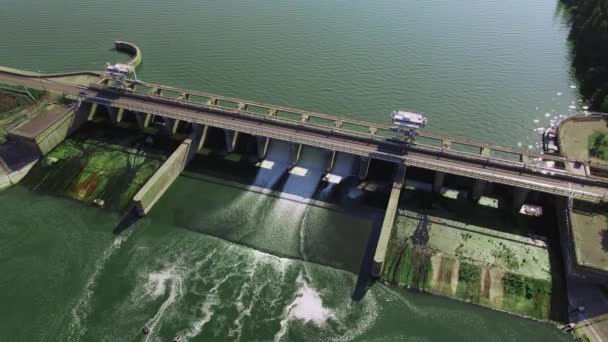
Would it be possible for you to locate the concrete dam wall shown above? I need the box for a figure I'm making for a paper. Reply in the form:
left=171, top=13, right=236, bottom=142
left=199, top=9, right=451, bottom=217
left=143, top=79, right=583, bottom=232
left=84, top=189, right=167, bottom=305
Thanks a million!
left=133, top=138, right=193, bottom=216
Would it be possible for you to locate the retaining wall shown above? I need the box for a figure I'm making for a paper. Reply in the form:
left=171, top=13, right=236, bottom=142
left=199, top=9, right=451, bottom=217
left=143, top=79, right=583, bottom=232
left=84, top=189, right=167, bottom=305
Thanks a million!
left=133, top=139, right=192, bottom=216
left=9, top=105, right=88, bottom=155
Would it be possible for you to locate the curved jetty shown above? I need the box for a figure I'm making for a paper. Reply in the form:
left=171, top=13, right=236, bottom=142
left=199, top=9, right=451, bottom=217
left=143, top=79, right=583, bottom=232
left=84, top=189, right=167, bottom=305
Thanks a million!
left=114, top=41, right=142, bottom=68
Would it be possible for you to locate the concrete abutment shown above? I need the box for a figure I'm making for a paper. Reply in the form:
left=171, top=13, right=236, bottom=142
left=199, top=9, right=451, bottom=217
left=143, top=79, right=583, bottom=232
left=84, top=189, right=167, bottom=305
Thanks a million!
left=371, top=163, right=406, bottom=278
left=132, top=138, right=195, bottom=216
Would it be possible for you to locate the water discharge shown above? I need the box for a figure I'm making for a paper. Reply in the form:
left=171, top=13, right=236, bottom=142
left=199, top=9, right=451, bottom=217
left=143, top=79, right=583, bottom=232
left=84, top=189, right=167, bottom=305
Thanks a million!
left=68, top=231, right=133, bottom=340
left=0, top=0, right=582, bottom=338
left=320, top=153, right=358, bottom=201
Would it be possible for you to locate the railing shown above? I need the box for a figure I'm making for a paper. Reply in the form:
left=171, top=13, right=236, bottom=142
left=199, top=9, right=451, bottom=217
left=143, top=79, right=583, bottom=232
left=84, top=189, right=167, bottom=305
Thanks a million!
left=130, top=81, right=571, bottom=162
left=87, top=83, right=608, bottom=187
left=82, top=91, right=605, bottom=199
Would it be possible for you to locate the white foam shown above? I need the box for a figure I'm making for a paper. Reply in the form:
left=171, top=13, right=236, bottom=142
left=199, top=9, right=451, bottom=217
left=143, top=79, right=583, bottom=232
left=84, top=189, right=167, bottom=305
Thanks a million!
left=289, top=285, right=334, bottom=324
left=143, top=267, right=184, bottom=341
left=184, top=293, right=219, bottom=340
left=68, top=233, right=131, bottom=340
left=182, top=268, right=238, bottom=340
left=146, top=267, right=179, bottom=298
left=545, top=113, right=551, bottom=117
left=533, top=119, right=539, bottom=124
left=557, top=92, right=563, bottom=96
left=273, top=277, right=335, bottom=342
left=570, top=85, right=577, bottom=89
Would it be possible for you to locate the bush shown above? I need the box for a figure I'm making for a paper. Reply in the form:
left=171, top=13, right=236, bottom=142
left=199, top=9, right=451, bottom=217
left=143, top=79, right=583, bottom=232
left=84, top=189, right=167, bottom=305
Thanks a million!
left=588, top=132, right=608, bottom=160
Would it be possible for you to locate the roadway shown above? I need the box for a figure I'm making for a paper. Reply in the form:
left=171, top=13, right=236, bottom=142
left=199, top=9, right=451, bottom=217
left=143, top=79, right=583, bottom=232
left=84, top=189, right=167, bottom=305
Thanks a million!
left=0, top=70, right=606, bottom=202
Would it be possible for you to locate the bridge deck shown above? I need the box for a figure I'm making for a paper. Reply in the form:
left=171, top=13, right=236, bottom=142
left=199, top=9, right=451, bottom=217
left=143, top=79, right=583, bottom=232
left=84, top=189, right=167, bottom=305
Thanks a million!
left=0, top=70, right=606, bottom=202
left=130, top=80, right=596, bottom=167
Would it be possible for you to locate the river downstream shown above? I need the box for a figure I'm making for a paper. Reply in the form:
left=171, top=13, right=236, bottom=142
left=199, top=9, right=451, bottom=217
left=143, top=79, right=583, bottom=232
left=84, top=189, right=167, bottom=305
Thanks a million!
left=0, top=0, right=580, bottom=340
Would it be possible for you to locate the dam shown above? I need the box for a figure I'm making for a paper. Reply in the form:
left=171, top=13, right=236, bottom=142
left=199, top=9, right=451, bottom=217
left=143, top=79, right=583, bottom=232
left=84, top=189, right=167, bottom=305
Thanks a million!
left=0, top=0, right=605, bottom=336
left=2, top=42, right=608, bottom=281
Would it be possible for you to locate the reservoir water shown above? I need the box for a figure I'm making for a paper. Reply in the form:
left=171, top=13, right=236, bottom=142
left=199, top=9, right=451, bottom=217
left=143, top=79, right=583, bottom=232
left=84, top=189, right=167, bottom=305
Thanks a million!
left=0, top=0, right=578, bottom=340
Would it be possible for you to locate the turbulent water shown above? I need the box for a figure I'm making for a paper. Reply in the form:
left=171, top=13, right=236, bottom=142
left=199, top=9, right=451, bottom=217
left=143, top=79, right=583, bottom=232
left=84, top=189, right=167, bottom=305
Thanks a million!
left=0, top=0, right=581, bottom=340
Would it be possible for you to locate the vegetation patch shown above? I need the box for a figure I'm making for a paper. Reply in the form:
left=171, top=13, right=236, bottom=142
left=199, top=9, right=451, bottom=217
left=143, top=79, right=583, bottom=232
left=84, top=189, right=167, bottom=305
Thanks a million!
left=21, top=123, right=177, bottom=212
left=492, top=242, right=521, bottom=270
left=384, top=197, right=558, bottom=321
left=455, top=262, right=481, bottom=302
left=502, top=273, right=551, bottom=319
left=588, top=132, right=608, bottom=160
left=383, top=243, right=432, bottom=290
left=561, top=0, right=608, bottom=111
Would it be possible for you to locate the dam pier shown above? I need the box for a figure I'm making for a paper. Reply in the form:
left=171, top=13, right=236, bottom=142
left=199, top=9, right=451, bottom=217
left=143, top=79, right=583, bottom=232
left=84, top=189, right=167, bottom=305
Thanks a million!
left=2, top=42, right=608, bottom=280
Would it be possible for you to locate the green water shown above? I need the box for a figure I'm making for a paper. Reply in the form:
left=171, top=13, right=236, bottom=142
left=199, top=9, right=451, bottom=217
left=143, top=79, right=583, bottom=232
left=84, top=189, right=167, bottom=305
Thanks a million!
left=0, top=0, right=580, bottom=340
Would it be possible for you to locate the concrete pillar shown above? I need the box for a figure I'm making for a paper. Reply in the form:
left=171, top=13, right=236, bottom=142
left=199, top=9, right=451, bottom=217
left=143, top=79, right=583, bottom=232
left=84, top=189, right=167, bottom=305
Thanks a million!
left=372, top=164, right=407, bottom=278
left=198, top=125, right=209, bottom=151
left=171, top=119, right=180, bottom=135
left=325, top=150, right=336, bottom=172
left=471, top=179, right=487, bottom=202
left=135, top=112, right=151, bottom=129
left=223, top=129, right=239, bottom=153
left=433, top=171, right=445, bottom=194
left=481, top=147, right=491, bottom=157
left=149, top=87, right=161, bottom=96
left=442, top=139, right=451, bottom=150
left=290, top=143, right=303, bottom=167
left=87, top=103, right=98, bottom=121
left=115, top=108, right=124, bottom=123
left=107, top=107, right=123, bottom=125
left=359, top=156, right=370, bottom=180
left=256, top=136, right=270, bottom=159
left=513, top=188, right=530, bottom=210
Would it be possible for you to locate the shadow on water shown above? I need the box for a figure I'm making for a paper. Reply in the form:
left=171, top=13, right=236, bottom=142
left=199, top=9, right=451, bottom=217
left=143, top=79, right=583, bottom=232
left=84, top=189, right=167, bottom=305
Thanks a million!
left=352, top=216, right=383, bottom=301
left=113, top=206, right=141, bottom=235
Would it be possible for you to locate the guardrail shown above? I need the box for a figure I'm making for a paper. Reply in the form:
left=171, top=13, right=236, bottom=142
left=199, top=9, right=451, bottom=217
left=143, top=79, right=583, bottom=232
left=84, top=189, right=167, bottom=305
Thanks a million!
left=86, top=83, right=608, bottom=187
left=81, top=90, right=607, bottom=199
left=130, top=81, right=582, bottom=164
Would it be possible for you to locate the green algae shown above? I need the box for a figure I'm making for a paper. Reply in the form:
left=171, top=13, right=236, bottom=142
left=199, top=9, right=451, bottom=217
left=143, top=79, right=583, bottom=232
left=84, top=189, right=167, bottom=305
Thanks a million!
left=502, top=274, right=552, bottom=319
left=456, top=262, right=482, bottom=302
left=381, top=188, right=560, bottom=321
left=22, top=122, right=177, bottom=212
